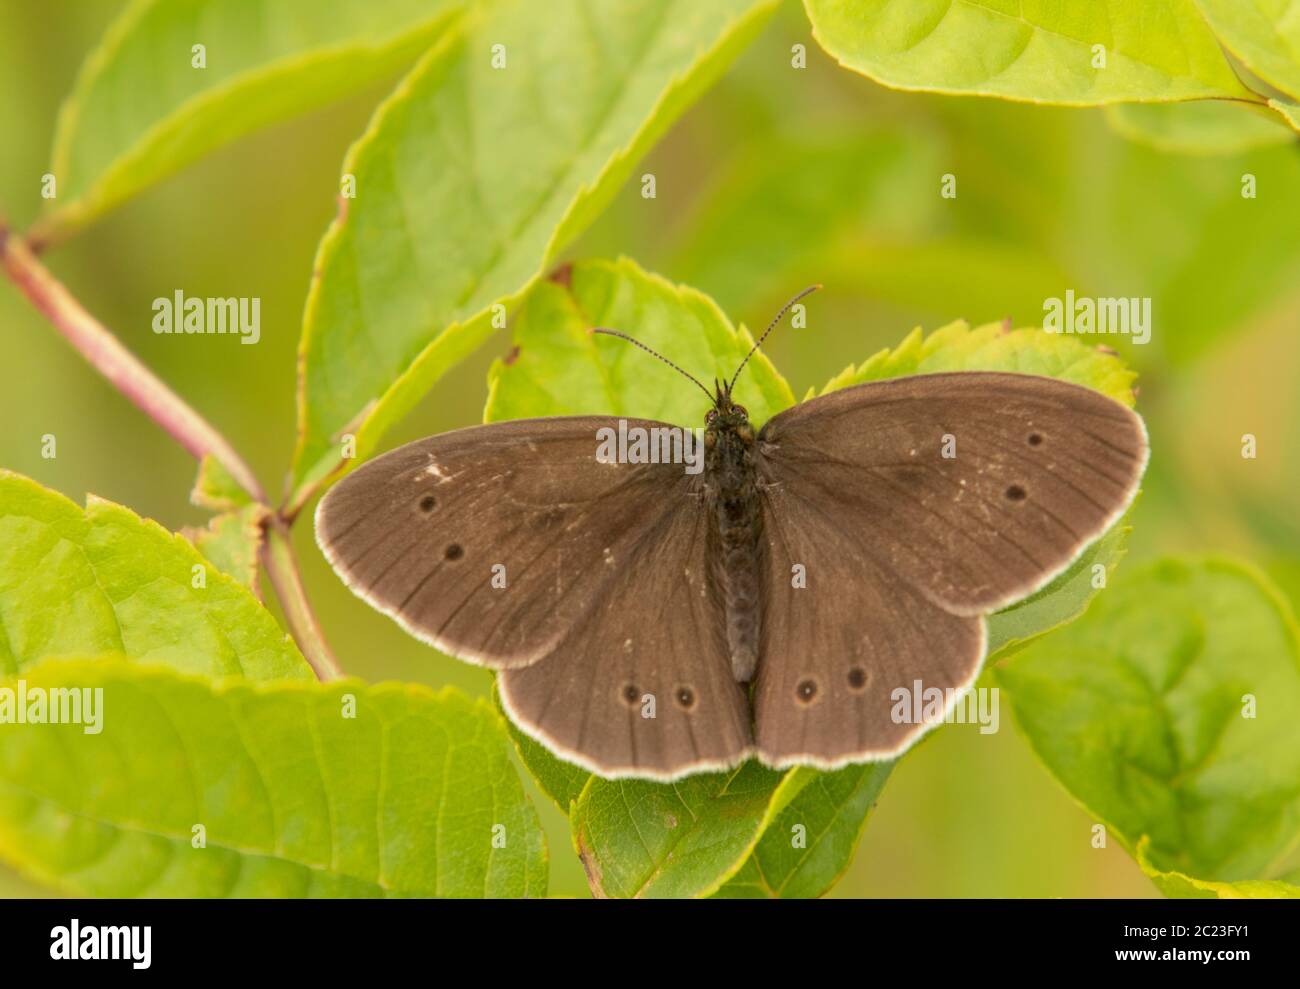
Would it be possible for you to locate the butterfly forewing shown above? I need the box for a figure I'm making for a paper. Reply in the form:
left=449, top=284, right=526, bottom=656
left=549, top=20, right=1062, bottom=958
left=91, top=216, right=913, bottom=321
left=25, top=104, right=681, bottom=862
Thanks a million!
left=758, top=372, right=1148, bottom=615
left=317, top=416, right=702, bottom=669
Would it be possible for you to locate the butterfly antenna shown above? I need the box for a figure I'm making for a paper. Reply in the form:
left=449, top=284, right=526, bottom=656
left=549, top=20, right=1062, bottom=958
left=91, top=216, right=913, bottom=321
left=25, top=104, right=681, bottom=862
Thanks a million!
left=592, top=328, right=715, bottom=404
left=729, top=284, right=822, bottom=393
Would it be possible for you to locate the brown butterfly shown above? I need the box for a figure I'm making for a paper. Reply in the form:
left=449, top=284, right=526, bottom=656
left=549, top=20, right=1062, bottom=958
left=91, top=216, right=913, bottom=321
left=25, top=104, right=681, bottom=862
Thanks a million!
left=317, top=289, right=1148, bottom=779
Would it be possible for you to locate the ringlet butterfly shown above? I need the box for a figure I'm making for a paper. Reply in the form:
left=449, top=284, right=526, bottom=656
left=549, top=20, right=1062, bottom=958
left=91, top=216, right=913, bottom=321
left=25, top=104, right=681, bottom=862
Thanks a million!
left=316, top=287, right=1148, bottom=780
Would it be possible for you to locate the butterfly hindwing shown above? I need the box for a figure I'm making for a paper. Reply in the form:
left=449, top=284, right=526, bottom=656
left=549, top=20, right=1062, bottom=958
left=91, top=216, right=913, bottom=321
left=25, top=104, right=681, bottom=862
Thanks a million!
left=754, top=491, right=984, bottom=767
left=499, top=496, right=753, bottom=779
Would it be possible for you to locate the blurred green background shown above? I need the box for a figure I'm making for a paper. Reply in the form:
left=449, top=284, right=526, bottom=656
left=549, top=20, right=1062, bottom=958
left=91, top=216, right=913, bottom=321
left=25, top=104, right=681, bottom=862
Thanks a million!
left=3, top=2, right=1298, bottom=898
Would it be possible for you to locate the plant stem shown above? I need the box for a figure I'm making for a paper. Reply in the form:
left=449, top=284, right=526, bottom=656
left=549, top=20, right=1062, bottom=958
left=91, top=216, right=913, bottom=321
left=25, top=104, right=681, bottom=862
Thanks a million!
left=0, top=223, right=267, bottom=504
left=3, top=219, right=346, bottom=680
left=262, top=517, right=343, bottom=681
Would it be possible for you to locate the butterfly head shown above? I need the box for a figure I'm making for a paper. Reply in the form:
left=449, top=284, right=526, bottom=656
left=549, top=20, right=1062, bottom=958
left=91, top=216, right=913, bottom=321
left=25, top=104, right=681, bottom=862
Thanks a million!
left=706, top=379, right=750, bottom=434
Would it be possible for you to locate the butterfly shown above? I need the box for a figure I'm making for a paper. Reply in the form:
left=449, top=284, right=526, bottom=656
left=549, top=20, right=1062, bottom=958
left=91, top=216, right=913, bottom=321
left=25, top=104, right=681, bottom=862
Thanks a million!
left=316, top=288, right=1148, bottom=780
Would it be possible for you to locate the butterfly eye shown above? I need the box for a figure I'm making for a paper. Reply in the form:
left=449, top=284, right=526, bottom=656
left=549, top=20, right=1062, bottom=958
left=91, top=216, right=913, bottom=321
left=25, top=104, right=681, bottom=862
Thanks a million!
left=734, top=405, right=748, bottom=418
left=706, top=409, right=719, bottom=424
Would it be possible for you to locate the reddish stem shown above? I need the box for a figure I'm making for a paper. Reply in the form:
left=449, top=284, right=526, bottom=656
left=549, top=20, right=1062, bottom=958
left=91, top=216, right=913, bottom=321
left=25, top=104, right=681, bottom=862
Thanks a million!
left=0, top=223, right=267, bottom=504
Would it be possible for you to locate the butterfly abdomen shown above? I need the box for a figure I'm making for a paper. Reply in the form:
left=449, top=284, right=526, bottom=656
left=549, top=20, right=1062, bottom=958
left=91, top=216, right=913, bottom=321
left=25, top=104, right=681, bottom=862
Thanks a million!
left=705, top=419, right=763, bottom=684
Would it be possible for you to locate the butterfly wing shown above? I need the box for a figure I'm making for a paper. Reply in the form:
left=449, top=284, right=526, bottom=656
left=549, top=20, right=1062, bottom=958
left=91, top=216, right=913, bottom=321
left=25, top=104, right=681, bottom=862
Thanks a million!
left=317, top=416, right=698, bottom=669
left=758, top=372, right=1148, bottom=615
left=752, top=371, right=1147, bottom=766
left=753, top=496, right=984, bottom=768
left=317, top=416, right=753, bottom=778
left=499, top=497, right=753, bottom=779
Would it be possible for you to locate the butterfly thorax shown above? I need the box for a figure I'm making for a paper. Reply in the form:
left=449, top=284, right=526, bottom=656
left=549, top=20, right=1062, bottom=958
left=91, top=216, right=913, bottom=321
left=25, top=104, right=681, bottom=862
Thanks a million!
left=703, top=405, right=763, bottom=684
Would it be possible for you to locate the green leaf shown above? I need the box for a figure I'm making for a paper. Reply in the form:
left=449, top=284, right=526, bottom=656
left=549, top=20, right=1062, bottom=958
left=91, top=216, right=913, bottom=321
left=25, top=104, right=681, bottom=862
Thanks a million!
left=803, top=0, right=1256, bottom=105
left=820, top=319, right=1138, bottom=406
left=1137, top=839, right=1300, bottom=899
left=290, top=0, right=782, bottom=507
left=1264, top=557, right=1300, bottom=616
left=486, top=257, right=795, bottom=429
left=572, top=761, right=789, bottom=898
left=987, top=516, right=1131, bottom=659
left=1105, top=101, right=1296, bottom=155
left=0, top=471, right=310, bottom=681
left=713, top=762, right=893, bottom=898
left=1192, top=0, right=1300, bottom=99
left=1269, top=96, right=1300, bottom=130
left=190, top=454, right=254, bottom=512
left=33, top=0, right=464, bottom=242
left=0, top=658, right=547, bottom=897
left=487, top=258, right=1146, bottom=896
left=182, top=504, right=267, bottom=595
left=996, top=559, right=1300, bottom=888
